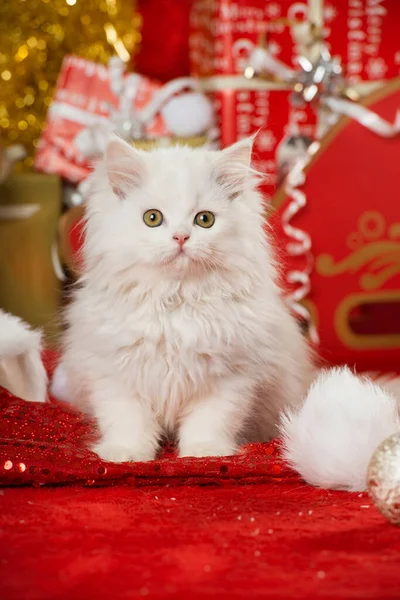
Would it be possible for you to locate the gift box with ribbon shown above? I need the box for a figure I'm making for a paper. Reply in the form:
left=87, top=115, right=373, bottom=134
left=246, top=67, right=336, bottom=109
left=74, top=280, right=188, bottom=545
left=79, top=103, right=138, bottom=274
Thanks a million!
left=190, top=0, right=400, bottom=198
left=266, top=0, right=400, bottom=82
left=189, top=0, right=321, bottom=200
left=34, top=55, right=216, bottom=188
left=190, top=0, right=400, bottom=370
left=271, top=80, right=400, bottom=371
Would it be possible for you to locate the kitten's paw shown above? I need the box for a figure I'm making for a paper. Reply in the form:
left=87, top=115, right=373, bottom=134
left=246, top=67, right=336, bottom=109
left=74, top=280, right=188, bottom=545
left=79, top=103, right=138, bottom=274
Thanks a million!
left=179, top=441, right=236, bottom=459
left=93, top=441, right=156, bottom=463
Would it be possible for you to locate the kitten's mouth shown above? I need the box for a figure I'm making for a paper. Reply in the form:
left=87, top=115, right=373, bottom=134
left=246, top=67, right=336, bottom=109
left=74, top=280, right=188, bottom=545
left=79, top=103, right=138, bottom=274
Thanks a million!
left=162, top=248, right=190, bottom=266
left=175, top=247, right=190, bottom=259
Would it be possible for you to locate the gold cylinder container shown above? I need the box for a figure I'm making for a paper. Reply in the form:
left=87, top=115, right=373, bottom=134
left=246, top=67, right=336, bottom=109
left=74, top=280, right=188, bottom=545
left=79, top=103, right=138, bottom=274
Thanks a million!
left=0, top=173, right=62, bottom=346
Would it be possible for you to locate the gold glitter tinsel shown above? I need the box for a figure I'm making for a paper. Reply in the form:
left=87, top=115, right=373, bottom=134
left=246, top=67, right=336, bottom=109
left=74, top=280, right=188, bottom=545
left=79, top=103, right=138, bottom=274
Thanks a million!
left=367, top=432, right=400, bottom=526
left=0, top=0, right=141, bottom=169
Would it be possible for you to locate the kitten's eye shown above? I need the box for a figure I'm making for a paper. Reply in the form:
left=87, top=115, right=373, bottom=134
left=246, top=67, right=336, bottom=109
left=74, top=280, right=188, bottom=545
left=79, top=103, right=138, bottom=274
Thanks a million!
left=194, top=211, right=215, bottom=229
left=143, top=209, right=163, bottom=227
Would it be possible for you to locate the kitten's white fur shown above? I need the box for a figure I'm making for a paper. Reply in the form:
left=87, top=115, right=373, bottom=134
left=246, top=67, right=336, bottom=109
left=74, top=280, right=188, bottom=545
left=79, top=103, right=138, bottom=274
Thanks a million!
left=54, top=136, right=313, bottom=462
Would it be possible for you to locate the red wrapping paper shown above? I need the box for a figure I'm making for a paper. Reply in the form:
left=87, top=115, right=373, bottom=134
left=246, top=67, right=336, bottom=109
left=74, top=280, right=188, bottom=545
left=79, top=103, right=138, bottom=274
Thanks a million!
left=214, top=88, right=316, bottom=200
left=189, top=1, right=400, bottom=196
left=189, top=1, right=318, bottom=197
left=189, top=1, right=400, bottom=368
left=34, top=56, right=167, bottom=183
left=190, top=0, right=293, bottom=77
left=270, top=82, right=400, bottom=371
left=190, top=1, right=400, bottom=79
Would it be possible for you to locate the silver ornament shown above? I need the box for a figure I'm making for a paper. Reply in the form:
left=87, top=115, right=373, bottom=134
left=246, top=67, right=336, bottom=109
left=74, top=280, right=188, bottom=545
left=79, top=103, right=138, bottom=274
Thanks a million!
left=367, top=432, right=400, bottom=525
left=290, top=48, right=344, bottom=108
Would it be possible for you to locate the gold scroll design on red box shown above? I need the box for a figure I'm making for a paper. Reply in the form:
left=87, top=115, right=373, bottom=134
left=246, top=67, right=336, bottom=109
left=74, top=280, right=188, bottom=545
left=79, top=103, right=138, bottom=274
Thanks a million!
left=316, top=211, right=400, bottom=349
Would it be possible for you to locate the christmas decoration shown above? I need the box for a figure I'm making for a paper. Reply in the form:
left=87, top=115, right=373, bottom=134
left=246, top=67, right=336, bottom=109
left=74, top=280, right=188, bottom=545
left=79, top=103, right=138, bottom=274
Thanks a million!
left=273, top=89, right=400, bottom=369
left=271, top=80, right=400, bottom=371
left=0, top=0, right=141, bottom=166
left=266, top=0, right=400, bottom=83
left=34, top=56, right=215, bottom=190
left=190, top=0, right=400, bottom=358
left=368, top=432, right=400, bottom=526
left=0, top=384, right=289, bottom=487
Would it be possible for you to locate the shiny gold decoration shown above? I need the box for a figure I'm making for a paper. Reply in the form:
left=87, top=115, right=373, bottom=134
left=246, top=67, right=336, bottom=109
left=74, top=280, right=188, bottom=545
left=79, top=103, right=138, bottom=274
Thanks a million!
left=317, top=211, right=400, bottom=350
left=367, top=432, right=400, bottom=526
left=389, top=223, right=400, bottom=239
left=359, top=211, right=386, bottom=241
left=130, top=135, right=210, bottom=151
left=0, top=174, right=62, bottom=345
left=316, top=212, right=400, bottom=292
left=0, top=0, right=142, bottom=167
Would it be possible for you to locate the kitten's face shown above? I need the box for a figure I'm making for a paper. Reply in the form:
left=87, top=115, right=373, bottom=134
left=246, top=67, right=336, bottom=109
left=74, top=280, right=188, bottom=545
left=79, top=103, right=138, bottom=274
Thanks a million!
left=88, top=137, right=262, bottom=279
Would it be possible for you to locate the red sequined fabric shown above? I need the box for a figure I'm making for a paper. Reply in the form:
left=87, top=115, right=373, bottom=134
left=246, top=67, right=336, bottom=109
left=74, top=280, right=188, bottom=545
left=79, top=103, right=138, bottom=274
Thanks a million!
left=1, top=381, right=400, bottom=598
left=0, top=386, right=292, bottom=488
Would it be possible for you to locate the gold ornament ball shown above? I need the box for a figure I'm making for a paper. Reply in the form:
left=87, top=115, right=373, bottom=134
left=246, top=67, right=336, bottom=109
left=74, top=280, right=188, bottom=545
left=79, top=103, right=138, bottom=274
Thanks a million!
left=367, top=432, right=400, bottom=526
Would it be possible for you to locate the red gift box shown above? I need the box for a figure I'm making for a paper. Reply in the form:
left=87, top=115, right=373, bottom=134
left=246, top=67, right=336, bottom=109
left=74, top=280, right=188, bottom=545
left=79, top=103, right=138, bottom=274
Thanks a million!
left=189, top=1, right=400, bottom=368
left=34, top=56, right=167, bottom=183
left=189, top=1, right=400, bottom=193
left=270, top=81, right=400, bottom=371
left=212, top=87, right=316, bottom=200
left=189, top=1, right=319, bottom=198
left=190, top=1, right=400, bottom=80
left=327, top=0, right=400, bottom=82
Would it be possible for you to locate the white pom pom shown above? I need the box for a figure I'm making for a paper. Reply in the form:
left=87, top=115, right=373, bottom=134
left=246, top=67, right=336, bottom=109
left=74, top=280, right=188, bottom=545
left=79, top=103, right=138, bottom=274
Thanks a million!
left=281, top=367, right=400, bottom=491
left=161, top=92, right=214, bottom=137
left=0, top=309, right=47, bottom=403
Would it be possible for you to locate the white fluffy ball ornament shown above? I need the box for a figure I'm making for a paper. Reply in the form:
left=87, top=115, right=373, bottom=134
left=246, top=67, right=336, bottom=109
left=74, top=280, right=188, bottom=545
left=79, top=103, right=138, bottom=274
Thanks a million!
left=161, top=92, right=214, bottom=138
left=281, top=367, right=400, bottom=492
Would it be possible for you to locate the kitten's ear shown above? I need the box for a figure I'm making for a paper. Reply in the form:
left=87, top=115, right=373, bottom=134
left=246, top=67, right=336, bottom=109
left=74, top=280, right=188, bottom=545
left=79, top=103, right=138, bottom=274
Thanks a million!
left=105, top=136, right=146, bottom=198
left=214, top=135, right=255, bottom=199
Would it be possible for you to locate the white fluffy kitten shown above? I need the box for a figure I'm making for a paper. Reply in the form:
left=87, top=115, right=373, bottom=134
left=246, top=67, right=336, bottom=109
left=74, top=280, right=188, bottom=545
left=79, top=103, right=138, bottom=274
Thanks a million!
left=56, top=135, right=314, bottom=463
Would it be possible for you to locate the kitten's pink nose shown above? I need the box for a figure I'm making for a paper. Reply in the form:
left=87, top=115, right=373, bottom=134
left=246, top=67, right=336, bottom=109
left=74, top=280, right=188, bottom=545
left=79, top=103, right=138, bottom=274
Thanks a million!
left=173, top=233, right=190, bottom=248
